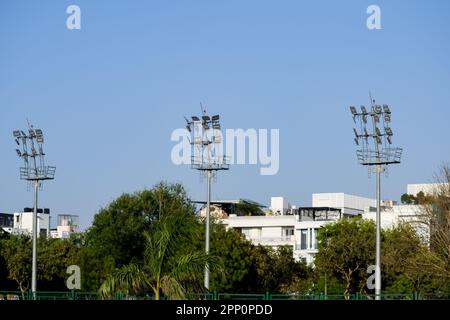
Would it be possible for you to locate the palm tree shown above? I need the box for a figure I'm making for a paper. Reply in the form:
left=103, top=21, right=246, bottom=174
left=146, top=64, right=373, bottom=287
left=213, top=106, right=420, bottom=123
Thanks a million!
left=99, top=207, right=219, bottom=300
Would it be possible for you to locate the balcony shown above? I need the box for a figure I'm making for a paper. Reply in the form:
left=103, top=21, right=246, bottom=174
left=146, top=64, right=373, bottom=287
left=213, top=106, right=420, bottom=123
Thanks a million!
left=247, top=235, right=295, bottom=246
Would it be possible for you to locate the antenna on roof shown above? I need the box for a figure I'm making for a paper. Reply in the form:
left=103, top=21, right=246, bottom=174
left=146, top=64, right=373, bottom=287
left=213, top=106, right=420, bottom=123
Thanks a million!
left=200, top=102, right=206, bottom=115
left=369, top=91, right=375, bottom=107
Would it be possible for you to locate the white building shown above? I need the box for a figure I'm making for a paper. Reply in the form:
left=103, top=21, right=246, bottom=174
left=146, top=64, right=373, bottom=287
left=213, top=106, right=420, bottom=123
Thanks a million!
left=312, top=193, right=376, bottom=217
left=363, top=205, right=429, bottom=243
left=361, top=183, right=447, bottom=244
left=269, top=197, right=291, bottom=215
left=225, top=214, right=296, bottom=247
left=407, top=183, right=448, bottom=196
left=12, top=208, right=51, bottom=237
left=223, top=201, right=343, bottom=265
left=51, top=214, right=80, bottom=239
left=4, top=209, right=80, bottom=239
left=220, top=188, right=427, bottom=265
left=293, top=207, right=342, bottom=264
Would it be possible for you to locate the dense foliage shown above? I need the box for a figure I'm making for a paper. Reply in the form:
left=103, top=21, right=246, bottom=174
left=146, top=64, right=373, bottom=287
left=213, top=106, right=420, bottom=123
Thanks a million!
left=1, top=174, right=450, bottom=297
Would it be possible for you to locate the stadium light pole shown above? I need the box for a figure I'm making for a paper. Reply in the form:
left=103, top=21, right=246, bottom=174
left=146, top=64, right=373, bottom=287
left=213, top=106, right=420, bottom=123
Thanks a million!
left=184, top=108, right=229, bottom=290
left=350, top=99, right=402, bottom=300
left=13, top=125, right=56, bottom=300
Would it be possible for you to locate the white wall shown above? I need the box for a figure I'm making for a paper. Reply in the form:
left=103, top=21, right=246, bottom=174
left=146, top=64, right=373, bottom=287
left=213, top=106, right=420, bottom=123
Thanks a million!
left=13, top=212, right=50, bottom=237
left=312, top=193, right=376, bottom=216
left=225, top=215, right=296, bottom=229
left=270, top=197, right=290, bottom=215
left=293, top=220, right=332, bottom=265
left=407, top=183, right=447, bottom=196
left=362, top=204, right=429, bottom=243
left=224, top=215, right=296, bottom=247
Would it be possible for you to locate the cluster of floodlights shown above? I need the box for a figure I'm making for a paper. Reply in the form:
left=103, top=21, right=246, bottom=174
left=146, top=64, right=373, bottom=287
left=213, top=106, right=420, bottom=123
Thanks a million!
left=350, top=103, right=402, bottom=166
left=185, top=114, right=221, bottom=131
left=13, top=125, right=55, bottom=300
left=13, top=127, right=56, bottom=181
left=184, top=112, right=229, bottom=171
left=349, top=100, right=403, bottom=301
left=183, top=110, right=230, bottom=291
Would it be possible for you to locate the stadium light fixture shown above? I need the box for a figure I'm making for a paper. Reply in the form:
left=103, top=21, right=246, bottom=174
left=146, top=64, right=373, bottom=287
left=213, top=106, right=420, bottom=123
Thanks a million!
left=349, top=96, right=402, bottom=300
left=183, top=106, right=229, bottom=291
left=13, top=123, right=55, bottom=300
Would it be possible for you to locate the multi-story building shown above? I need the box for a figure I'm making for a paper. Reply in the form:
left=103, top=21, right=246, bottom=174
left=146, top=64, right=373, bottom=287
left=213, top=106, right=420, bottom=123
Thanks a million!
left=3, top=208, right=80, bottom=239
left=362, top=204, right=428, bottom=241
left=12, top=208, right=51, bottom=237
left=205, top=185, right=430, bottom=265
left=312, top=193, right=377, bottom=217
left=223, top=205, right=343, bottom=264
left=50, top=214, right=80, bottom=239
left=293, top=207, right=342, bottom=264
left=269, top=197, right=291, bottom=215
left=406, top=183, right=448, bottom=196
left=225, top=214, right=296, bottom=248
left=360, top=183, right=450, bottom=245
left=197, top=199, right=266, bottom=218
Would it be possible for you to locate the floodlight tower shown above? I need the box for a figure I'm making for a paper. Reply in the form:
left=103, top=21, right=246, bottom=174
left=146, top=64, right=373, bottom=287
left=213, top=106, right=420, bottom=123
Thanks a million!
left=350, top=98, right=402, bottom=300
left=184, top=107, right=229, bottom=290
left=13, top=125, right=56, bottom=300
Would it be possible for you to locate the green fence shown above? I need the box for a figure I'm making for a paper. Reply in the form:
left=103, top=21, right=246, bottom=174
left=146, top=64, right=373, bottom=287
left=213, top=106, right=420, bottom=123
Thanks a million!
left=1, top=290, right=450, bottom=301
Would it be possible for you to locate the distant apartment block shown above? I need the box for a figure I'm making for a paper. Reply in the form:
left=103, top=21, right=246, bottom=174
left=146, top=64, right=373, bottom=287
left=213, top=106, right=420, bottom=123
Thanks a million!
left=12, top=208, right=51, bottom=237
left=218, top=187, right=428, bottom=265
left=1, top=208, right=79, bottom=239
left=50, top=214, right=80, bottom=239
left=312, top=193, right=377, bottom=217
left=407, top=183, right=449, bottom=196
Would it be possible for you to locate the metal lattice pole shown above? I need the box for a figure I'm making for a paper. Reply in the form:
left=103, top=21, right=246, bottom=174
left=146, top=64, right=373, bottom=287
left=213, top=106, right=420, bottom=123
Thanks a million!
left=205, top=170, right=212, bottom=289
left=184, top=107, right=229, bottom=291
left=350, top=98, right=402, bottom=300
left=32, top=180, right=38, bottom=299
left=13, top=125, right=55, bottom=300
left=375, top=164, right=381, bottom=299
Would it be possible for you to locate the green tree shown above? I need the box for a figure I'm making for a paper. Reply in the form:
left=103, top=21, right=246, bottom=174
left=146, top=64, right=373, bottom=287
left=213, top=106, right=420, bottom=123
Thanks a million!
left=84, top=182, right=195, bottom=290
left=208, top=224, right=256, bottom=293
left=234, top=201, right=265, bottom=216
left=37, top=237, right=80, bottom=291
left=315, top=218, right=376, bottom=298
left=382, top=223, right=432, bottom=293
left=255, top=245, right=310, bottom=294
left=99, top=190, right=217, bottom=300
left=409, top=165, right=450, bottom=287
left=401, top=193, right=414, bottom=205
left=0, top=235, right=32, bottom=295
left=0, top=230, right=15, bottom=290
left=207, top=223, right=310, bottom=294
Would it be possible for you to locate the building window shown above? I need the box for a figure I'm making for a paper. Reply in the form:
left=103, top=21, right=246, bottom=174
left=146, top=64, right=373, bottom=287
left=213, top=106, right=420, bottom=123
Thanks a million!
left=300, top=229, right=307, bottom=250
left=283, top=227, right=294, bottom=237
left=314, top=228, right=319, bottom=249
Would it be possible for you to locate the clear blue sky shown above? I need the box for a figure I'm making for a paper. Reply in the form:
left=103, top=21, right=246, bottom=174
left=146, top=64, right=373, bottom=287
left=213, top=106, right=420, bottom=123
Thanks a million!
left=1, top=1, right=450, bottom=230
